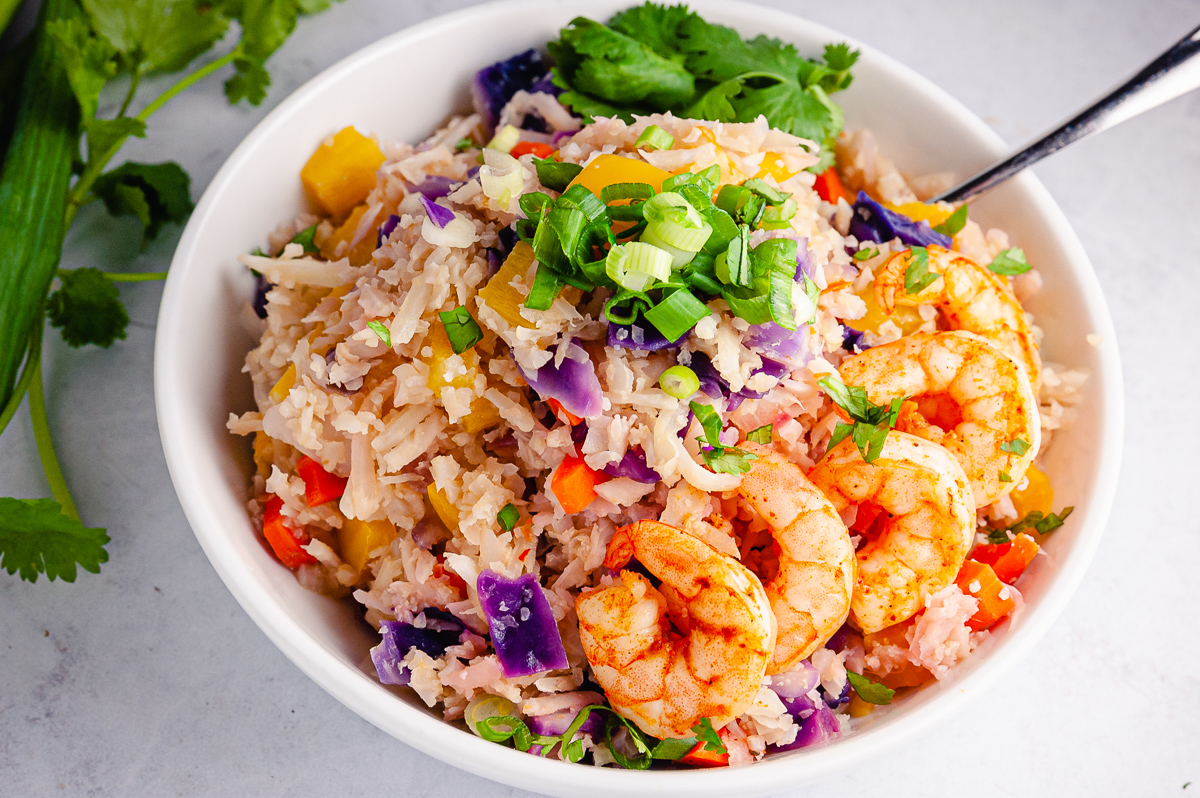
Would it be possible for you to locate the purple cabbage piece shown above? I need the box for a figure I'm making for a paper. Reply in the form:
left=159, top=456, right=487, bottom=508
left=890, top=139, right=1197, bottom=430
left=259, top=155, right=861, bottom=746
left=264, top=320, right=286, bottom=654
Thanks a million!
left=773, top=703, right=842, bottom=752
left=746, top=321, right=811, bottom=361
left=826, top=623, right=854, bottom=652
left=820, top=681, right=851, bottom=710
left=419, top=195, right=456, bottom=228
left=408, top=175, right=458, bottom=200
left=606, top=320, right=677, bottom=351
left=850, top=191, right=952, bottom=249
left=771, top=661, right=820, bottom=698
left=252, top=272, right=272, bottom=319
left=471, top=49, right=547, bottom=130
left=529, top=71, right=560, bottom=96
left=602, top=449, right=661, bottom=484
left=497, top=225, right=517, bottom=255
left=476, top=570, right=569, bottom=678
left=757, top=356, right=789, bottom=380
left=687, top=352, right=724, bottom=399
left=551, top=129, right=578, bottom=146
left=376, top=214, right=401, bottom=248
left=842, top=325, right=869, bottom=353
left=518, top=341, right=603, bottom=419
left=526, top=708, right=604, bottom=740
left=794, top=236, right=814, bottom=281
left=370, top=611, right=467, bottom=686
left=780, top=692, right=822, bottom=718
left=570, top=421, right=588, bottom=447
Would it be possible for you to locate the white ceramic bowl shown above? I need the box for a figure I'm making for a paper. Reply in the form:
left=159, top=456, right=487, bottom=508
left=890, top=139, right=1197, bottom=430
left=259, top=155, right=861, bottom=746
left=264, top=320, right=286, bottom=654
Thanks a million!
left=155, top=1, right=1123, bottom=794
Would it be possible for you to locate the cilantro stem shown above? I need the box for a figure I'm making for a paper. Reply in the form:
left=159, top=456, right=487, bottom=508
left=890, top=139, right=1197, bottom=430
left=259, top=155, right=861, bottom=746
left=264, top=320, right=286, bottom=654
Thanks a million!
left=0, top=324, right=43, bottom=437
left=28, top=356, right=79, bottom=521
left=117, top=68, right=143, bottom=118
left=64, top=48, right=242, bottom=228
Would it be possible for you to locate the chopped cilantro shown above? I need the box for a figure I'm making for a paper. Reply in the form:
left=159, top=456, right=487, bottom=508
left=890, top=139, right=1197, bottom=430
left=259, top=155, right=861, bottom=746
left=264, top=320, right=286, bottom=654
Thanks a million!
left=747, top=424, right=772, bottom=444
left=290, top=224, right=319, bottom=254
left=91, top=161, right=194, bottom=246
left=689, top=400, right=757, bottom=475
left=903, top=246, right=940, bottom=294
left=691, top=717, right=726, bottom=753
left=846, top=671, right=894, bottom=705
left=438, top=306, right=484, bottom=354
left=932, top=204, right=968, bottom=237
left=366, top=320, right=391, bottom=348
left=496, top=503, right=520, bottom=532
left=1000, top=437, right=1031, bottom=455
left=1009, top=506, right=1074, bottom=537
left=852, top=247, right=879, bottom=262
left=454, top=137, right=475, bottom=152
left=818, top=376, right=903, bottom=463
left=998, top=470, right=1013, bottom=482
left=988, top=248, right=1031, bottom=276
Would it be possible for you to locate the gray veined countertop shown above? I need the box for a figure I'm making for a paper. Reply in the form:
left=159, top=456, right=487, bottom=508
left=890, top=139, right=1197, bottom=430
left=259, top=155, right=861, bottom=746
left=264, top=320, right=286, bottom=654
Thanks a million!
left=2, top=0, right=1198, bottom=795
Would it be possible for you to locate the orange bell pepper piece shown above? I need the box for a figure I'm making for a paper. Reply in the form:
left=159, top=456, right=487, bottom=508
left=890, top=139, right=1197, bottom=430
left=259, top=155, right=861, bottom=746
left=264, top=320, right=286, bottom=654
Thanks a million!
left=552, top=455, right=608, bottom=514
left=296, top=455, right=348, bottom=506
left=510, top=141, right=556, bottom=159
left=813, top=167, right=849, bottom=205
left=970, top=533, right=1040, bottom=584
left=262, top=495, right=317, bottom=568
left=679, top=741, right=729, bottom=768
left=546, top=397, right=583, bottom=426
left=956, top=560, right=1016, bottom=631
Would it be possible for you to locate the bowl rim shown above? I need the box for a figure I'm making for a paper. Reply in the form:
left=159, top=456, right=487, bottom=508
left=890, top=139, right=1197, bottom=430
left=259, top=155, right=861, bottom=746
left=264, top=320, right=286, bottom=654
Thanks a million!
left=154, top=0, right=1124, bottom=794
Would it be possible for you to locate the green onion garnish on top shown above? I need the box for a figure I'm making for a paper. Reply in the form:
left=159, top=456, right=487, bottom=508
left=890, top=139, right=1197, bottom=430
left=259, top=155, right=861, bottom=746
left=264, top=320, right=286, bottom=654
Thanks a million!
left=606, top=242, right=672, bottom=292
left=659, top=365, right=700, bottom=399
left=634, top=125, right=675, bottom=152
left=438, top=306, right=484, bottom=353
left=496, top=503, right=520, bottom=532
left=644, top=287, right=710, bottom=342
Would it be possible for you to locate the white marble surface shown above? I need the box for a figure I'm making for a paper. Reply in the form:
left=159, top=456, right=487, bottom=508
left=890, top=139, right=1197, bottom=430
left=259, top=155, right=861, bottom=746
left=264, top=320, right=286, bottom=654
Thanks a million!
left=2, top=0, right=1198, bottom=794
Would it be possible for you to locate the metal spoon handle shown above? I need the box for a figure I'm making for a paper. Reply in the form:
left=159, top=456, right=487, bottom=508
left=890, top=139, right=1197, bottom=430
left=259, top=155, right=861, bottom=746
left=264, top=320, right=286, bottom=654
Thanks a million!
left=933, top=22, right=1200, bottom=204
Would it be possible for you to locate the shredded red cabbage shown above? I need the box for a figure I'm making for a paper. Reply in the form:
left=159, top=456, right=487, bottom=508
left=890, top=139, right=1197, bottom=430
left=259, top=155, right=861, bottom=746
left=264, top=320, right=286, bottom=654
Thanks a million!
left=774, top=702, right=841, bottom=751
left=842, top=325, right=869, bottom=353
left=252, top=272, right=271, bottom=319
left=849, top=192, right=952, bottom=249
left=606, top=320, right=678, bottom=351
left=471, top=49, right=547, bottom=130
left=687, top=352, right=724, bottom=399
left=376, top=214, right=401, bottom=248
left=419, top=195, right=456, bottom=229
left=370, top=609, right=467, bottom=686
left=602, top=448, right=661, bottom=483
left=517, top=340, right=603, bottom=419
left=476, top=570, right=569, bottom=678
left=794, top=235, right=814, bottom=281
left=408, top=175, right=459, bottom=200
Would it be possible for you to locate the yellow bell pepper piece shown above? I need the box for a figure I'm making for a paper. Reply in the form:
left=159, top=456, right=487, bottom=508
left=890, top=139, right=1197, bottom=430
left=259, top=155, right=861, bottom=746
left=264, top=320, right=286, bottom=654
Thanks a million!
left=885, top=201, right=953, bottom=228
left=568, top=153, right=670, bottom=197
left=754, top=151, right=800, bottom=182
left=300, top=127, right=385, bottom=218
left=852, top=284, right=924, bottom=337
left=318, top=203, right=377, bottom=266
left=427, top=485, right=460, bottom=531
left=252, top=431, right=275, bottom=479
left=426, top=323, right=481, bottom=393
left=268, top=363, right=297, bottom=403
left=1010, top=463, right=1054, bottom=519
left=338, top=518, right=397, bottom=577
left=461, top=399, right=502, bottom=434
left=478, top=241, right=536, bottom=328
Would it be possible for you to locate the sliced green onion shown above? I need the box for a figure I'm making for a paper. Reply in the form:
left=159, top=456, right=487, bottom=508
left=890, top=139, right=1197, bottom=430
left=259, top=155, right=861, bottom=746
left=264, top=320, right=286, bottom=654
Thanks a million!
left=465, top=694, right=517, bottom=736
left=662, top=164, right=720, bottom=194
left=496, top=503, right=520, bottom=532
left=641, top=192, right=712, bottom=259
left=701, top=208, right=739, bottom=255
left=722, top=287, right=773, bottom=325
left=601, top=182, right=655, bottom=204
left=644, top=287, right=710, bottom=342
left=716, top=225, right=751, bottom=287
left=480, top=149, right=524, bottom=205
left=639, top=228, right=700, bottom=267
left=438, top=306, right=484, bottom=353
left=758, top=197, right=798, bottom=229
left=525, top=263, right=566, bottom=310
left=635, top=124, right=675, bottom=151
left=741, top=178, right=790, bottom=205
left=533, top=157, right=582, bottom=192
left=606, top=242, right=672, bottom=291
left=767, top=270, right=797, bottom=330
left=659, top=365, right=700, bottom=398
left=486, top=124, right=522, bottom=153
left=607, top=203, right=646, bottom=222
left=716, top=184, right=766, bottom=226
left=752, top=237, right=799, bottom=277
left=603, top=287, right=653, bottom=325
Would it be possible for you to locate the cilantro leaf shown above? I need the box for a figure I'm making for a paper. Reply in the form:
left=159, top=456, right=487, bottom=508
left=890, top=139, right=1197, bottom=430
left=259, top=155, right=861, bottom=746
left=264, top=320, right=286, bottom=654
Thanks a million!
left=46, top=268, right=130, bottom=348
left=852, top=247, right=879, bottom=262
left=998, top=470, right=1013, bottom=482
left=691, top=717, right=726, bottom=753
left=91, top=161, right=193, bottom=244
left=1000, top=437, right=1031, bottom=455
left=0, top=498, right=110, bottom=582
left=817, top=375, right=874, bottom=422
left=846, top=670, right=894, bottom=705
left=747, top=424, right=772, bottom=444
left=903, top=246, right=940, bottom=294
left=85, top=117, right=147, bottom=165
left=689, top=400, right=724, bottom=448
left=46, top=17, right=118, bottom=120
left=290, top=223, right=319, bottom=253
left=988, top=248, right=1031, bottom=276
left=648, top=737, right=696, bottom=760
left=932, top=204, right=968, bottom=237
left=220, top=0, right=341, bottom=105
left=702, top=446, right=757, bottom=474
left=366, top=320, right=391, bottom=348
left=818, top=42, right=859, bottom=91
left=80, top=0, right=230, bottom=75
left=1008, top=506, right=1074, bottom=537
left=818, top=376, right=903, bottom=463
left=607, top=2, right=692, bottom=60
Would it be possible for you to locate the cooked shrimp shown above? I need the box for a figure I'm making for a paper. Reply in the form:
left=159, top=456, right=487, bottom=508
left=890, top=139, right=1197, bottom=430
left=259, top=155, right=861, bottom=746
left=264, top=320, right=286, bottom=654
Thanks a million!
left=873, top=245, right=1042, bottom=387
left=809, top=432, right=975, bottom=634
left=575, top=520, right=775, bottom=739
left=839, top=330, right=1041, bottom=506
left=736, top=442, right=856, bottom=674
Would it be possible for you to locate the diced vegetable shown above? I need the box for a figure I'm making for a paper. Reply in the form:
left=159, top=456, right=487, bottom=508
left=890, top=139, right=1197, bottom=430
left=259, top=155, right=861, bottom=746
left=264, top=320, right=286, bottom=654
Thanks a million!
left=971, top=532, right=1040, bottom=584
left=643, top=287, right=710, bottom=342
left=546, top=397, right=583, bottom=426
left=679, top=741, right=729, bottom=768
left=552, top=454, right=607, bottom=513
left=480, top=148, right=524, bottom=205
left=317, top=203, right=377, bottom=266
left=852, top=282, right=923, bottom=336
left=956, top=559, right=1016, bottom=631
left=338, top=518, right=397, bottom=577
left=885, top=201, right=953, bottom=228
left=1010, top=462, right=1054, bottom=520
left=519, top=339, right=603, bottom=419
left=510, top=141, right=555, bottom=159
left=300, top=127, right=385, bottom=218
left=635, top=125, right=675, bottom=152
left=252, top=431, right=275, bottom=479
left=773, top=702, right=840, bottom=751
left=426, top=484, right=460, bottom=531
left=471, top=49, right=547, bottom=130
left=606, top=319, right=676, bottom=351
left=478, top=242, right=536, bottom=328
left=465, top=694, right=519, bottom=736
left=268, top=363, right=297, bottom=403
left=296, top=455, right=348, bottom=506
left=601, top=449, right=661, bottom=484
left=567, top=153, right=669, bottom=198
left=476, top=570, right=569, bottom=678
left=659, top=365, right=700, bottom=399
left=425, top=322, right=480, bottom=393
left=371, top=610, right=466, bottom=685
left=606, top=241, right=673, bottom=290
left=486, top=124, right=522, bottom=153
left=849, top=192, right=952, bottom=249
left=261, top=495, right=316, bottom=568
left=812, top=167, right=849, bottom=205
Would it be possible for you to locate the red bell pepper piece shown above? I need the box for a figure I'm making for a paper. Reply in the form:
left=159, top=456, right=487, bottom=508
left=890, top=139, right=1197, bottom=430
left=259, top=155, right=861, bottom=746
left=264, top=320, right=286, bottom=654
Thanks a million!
left=296, top=455, right=348, bottom=506
left=813, top=167, right=849, bottom=205
left=679, top=740, right=730, bottom=768
left=956, top=560, right=1016, bottom=631
left=262, top=495, right=317, bottom=568
left=510, top=141, right=556, bottom=159
left=970, top=532, right=1040, bottom=583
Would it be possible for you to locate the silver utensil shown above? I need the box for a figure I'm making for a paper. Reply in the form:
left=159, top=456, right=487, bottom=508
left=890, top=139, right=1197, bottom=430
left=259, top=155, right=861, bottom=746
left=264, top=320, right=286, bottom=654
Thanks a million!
left=933, top=22, right=1200, bottom=203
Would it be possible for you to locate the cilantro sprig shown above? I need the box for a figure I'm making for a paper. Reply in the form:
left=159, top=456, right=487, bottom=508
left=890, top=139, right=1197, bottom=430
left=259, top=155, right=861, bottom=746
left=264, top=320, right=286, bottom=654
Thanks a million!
left=689, top=401, right=757, bottom=474
left=903, top=246, right=940, bottom=295
left=986, top=505, right=1075, bottom=544
left=818, top=376, right=903, bottom=463
left=0, top=0, right=342, bottom=583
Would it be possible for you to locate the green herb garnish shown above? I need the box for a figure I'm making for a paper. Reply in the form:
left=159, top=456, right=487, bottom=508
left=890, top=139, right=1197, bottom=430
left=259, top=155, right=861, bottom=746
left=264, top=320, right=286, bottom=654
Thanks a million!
left=689, top=400, right=757, bottom=475
left=932, top=204, right=967, bottom=237
left=747, top=424, right=772, bottom=444
left=366, top=320, right=391, bottom=348
left=998, top=471, right=1013, bottom=482
left=496, top=503, right=520, bottom=533
left=819, top=375, right=903, bottom=463
left=1000, top=438, right=1031, bottom=455
left=903, top=246, right=940, bottom=294
left=438, top=306, right=484, bottom=353
left=290, top=223, right=320, bottom=254
left=988, top=248, right=1031, bottom=276
left=454, top=137, right=475, bottom=152
left=852, top=247, right=879, bottom=262
left=846, top=671, right=895, bottom=705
